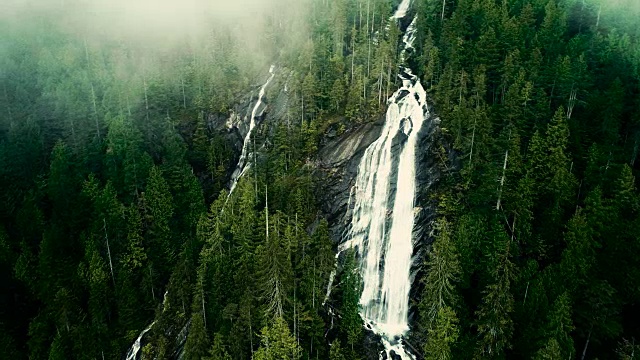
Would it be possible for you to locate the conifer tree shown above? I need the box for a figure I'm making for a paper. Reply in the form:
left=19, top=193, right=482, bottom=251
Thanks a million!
left=420, top=219, right=461, bottom=327
left=205, top=333, right=232, bottom=360
left=253, top=316, right=302, bottom=360
left=184, top=312, right=209, bottom=360
left=423, top=306, right=459, bottom=360
left=339, top=249, right=362, bottom=351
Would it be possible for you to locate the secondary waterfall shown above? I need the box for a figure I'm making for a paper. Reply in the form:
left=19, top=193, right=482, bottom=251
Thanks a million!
left=125, top=322, right=155, bottom=360
left=228, top=65, right=276, bottom=196
left=340, top=1, right=426, bottom=358
left=124, top=291, right=169, bottom=360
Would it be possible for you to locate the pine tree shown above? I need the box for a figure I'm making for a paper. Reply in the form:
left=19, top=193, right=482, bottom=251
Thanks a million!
left=144, top=165, right=174, bottom=272
left=205, top=333, right=232, bottom=360
left=420, top=219, right=461, bottom=327
left=560, top=209, right=597, bottom=292
left=339, top=249, right=362, bottom=351
left=256, top=211, right=293, bottom=320
left=253, top=316, right=302, bottom=360
left=82, top=244, right=110, bottom=350
left=541, top=293, right=575, bottom=358
left=184, top=312, right=209, bottom=360
left=123, top=205, right=147, bottom=272
left=423, top=306, right=459, bottom=360
left=475, top=225, right=516, bottom=359
left=533, top=338, right=562, bottom=360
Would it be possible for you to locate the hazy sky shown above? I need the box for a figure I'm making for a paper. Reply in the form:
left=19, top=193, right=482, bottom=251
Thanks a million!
left=1, top=0, right=304, bottom=46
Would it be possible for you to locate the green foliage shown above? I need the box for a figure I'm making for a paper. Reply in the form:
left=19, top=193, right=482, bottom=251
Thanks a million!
left=329, top=339, right=347, bottom=360
left=416, top=0, right=640, bottom=357
left=423, top=307, right=459, bottom=360
left=1, top=0, right=639, bottom=359
left=338, top=249, right=363, bottom=351
left=205, top=333, right=232, bottom=360
left=184, top=312, right=209, bottom=360
left=253, top=316, right=302, bottom=360
left=421, top=219, right=461, bottom=328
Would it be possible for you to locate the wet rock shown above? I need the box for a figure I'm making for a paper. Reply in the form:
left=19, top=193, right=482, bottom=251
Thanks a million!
left=314, top=117, right=384, bottom=242
left=314, top=97, right=443, bottom=360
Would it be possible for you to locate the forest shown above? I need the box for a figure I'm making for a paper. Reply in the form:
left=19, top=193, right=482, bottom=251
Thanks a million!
left=0, top=0, right=639, bottom=359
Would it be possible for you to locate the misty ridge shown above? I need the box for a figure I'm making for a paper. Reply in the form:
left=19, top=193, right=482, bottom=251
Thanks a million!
left=1, top=0, right=310, bottom=92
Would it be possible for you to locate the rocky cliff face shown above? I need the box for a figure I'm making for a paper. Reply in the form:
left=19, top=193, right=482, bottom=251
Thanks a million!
left=314, top=109, right=440, bottom=248
left=314, top=101, right=443, bottom=359
left=314, top=119, right=384, bottom=242
left=206, top=67, right=292, bottom=156
left=138, top=62, right=444, bottom=359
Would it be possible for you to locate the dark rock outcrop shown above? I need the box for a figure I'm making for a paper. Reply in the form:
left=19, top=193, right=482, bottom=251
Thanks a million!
left=314, top=118, right=384, bottom=243
left=314, top=101, right=443, bottom=360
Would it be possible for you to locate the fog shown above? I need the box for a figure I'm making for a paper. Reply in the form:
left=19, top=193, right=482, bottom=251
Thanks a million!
left=1, top=0, right=310, bottom=75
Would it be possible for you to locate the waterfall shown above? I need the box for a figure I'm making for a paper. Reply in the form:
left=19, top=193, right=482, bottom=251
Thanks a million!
left=392, top=0, right=412, bottom=19
left=340, top=2, right=427, bottom=358
left=228, top=65, right=276, bottom=196
left=123, top=291, right=169, bottom=360
left=124, top=322, right=155, bottom=360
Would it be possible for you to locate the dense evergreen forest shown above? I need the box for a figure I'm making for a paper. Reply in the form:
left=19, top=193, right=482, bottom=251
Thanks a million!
left=1, top=0, right=639, bottom=359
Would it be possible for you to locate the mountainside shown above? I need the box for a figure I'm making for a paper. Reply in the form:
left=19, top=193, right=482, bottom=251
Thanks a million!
left=1, top=0, right=640, bottom=359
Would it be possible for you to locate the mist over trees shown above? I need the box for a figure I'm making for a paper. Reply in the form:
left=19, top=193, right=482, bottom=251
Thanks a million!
left=0, top=0, right=639, bottom=359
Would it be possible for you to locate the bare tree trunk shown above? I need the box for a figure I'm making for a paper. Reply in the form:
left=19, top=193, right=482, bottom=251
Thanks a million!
left=253, top=138, right=259, bottom=198
left=366, top=0, right=371, bottom=78
left=150, top=266, right=156, bottom=301
left=103, top=218, right=116, bottom=288
left=386, top=61, right=391, bottom=100
left=363, top=69, right=367, bottom=107
left=469, top=118, right=476, bottom=163
left=126, top=93, right=132, bottom=116
left=293, top=286, right=298, bottom=347
left=631, top=137, right=639, bottom=166
left=496, top=149, right=509, bottom=210
left=91, top=83, right=100, bottom=138
left=441, top=0, right=447, bottom=21
left=359, top=0, right=362, bottom=30
left=378, top=60, right=384, bottom=105
left=143, top=76, right=149, bottom=121
left=181, top=78, right=187, bottom=109
left=249, top=306, right=254, bottom=358
left=301, top=93, right=305, bottom=125
left=4, top=85, right=12, bottom=123
left=265, top=185, right=269, bottom=241
left=567, top=87, right=577, bottom=119
left=201, top=276, right=207, bottom=329
left=581, top=328, right=592, bottom=360
left=351, top=32, right=356, bottom=84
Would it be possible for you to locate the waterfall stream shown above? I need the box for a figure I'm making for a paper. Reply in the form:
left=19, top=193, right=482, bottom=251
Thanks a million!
left=125, top=322, right=155, bottom=360
left=123, top=64, right=275, bottom=360
left=228, top=65, right=276, bottom=197
left=339, top=1, right=427, bottom=358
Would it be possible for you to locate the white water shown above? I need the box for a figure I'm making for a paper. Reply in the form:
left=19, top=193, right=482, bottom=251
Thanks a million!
left=339, top=9, right=426, bottom=360
left=125, top=321, right=155, bottom=360
left=228, top=65, right=276, bottom=196
left=393, top=0, right=412, bottom=19
left=124, top=291, right=170, bottom=360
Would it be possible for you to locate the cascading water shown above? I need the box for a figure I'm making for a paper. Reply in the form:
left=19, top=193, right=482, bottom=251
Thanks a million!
left=228, top=65, right=276, bottom=196
left=339, top=1, right=427, bottom=358
left=393, top=0, right=412, bottom=19
left=125, top=322, right=155, bottom=360
left=123, top=66, right=275, bottom=359
left=124, top=291, right=169, bottom=360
